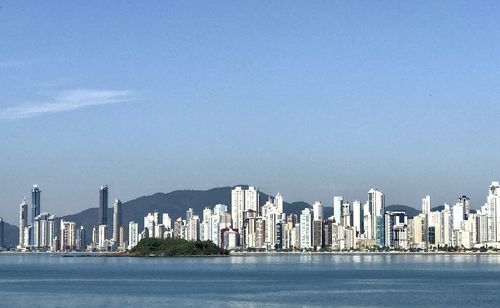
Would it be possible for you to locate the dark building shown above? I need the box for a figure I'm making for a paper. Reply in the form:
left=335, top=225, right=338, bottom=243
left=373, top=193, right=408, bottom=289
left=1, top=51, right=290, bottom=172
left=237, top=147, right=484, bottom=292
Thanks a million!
left=313, top=220, right=323, bottom=248
left=0, top=217, right=4, bottom=248
left=31, top=185, right=41, bottom=245
left=275, top=223, right=283, bottom=250
left=322, top=219, right=333, bottom=248
left=99, top=186, right=109, bottom=226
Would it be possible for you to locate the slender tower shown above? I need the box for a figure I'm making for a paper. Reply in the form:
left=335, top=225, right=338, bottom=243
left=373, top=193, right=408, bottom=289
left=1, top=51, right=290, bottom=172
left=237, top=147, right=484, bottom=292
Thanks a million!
left=0, top=217, right=4, bottom=248
left=112, top=199, right=122, bottom=244
left=19, top=198, right=28, bottom=248
left=31, top=185, right=41, bottom=245
left=99, top=186, right=109, bottom=226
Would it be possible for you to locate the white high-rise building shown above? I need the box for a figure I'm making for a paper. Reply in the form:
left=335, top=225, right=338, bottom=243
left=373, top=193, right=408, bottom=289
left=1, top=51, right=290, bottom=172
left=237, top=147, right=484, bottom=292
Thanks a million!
left=299, top=208, right=312, bottom=249
left=422, top=195, right=431, bottom=214
left=342, top=201, right=351, bottom=227
left=333, top=196, right=343, bottom=224
left=363, top=201, right=371, bottom=239
left=231, top=186, right=260, bottom=233
left=187, top=215, right=200, bottom=241
left=60, top=220, right=76, bottom=252
left=452, top=203, right=464, bottom=232
left=211, top=204, right=229, bottom=247
left=18, top=198, right=28, bottom=249
left=200, top=208, right=213, bottom=241
left=487, top=182, right=500, bottom=242
left=162, top=213, right=172, bottom=230
left=263, top=201, right=281, bottom=249
left=112, top=199, right=122, bottom=244
left=368, top=188, right=385, bottom=246
left=231, top=187, right=245, bottom=232
left=312, top=202, right=323, bottom=221
left=275, top=193, right=284, bottom=214
left=144, top=211, right=160, bottom=238
left=128, top=221, right=139, bottom=250
left=33, top=212, right=55, bottom=249
left=98, top=224, right=108, bottom=250
left=245, top=186, right=259, bottom=212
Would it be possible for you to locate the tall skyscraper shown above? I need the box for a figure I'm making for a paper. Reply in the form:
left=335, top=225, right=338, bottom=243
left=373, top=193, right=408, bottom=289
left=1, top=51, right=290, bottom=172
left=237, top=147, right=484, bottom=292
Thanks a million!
left=487, top=182, right=500, bottom=242
left=60, top=220, right=76, bottom=252
left=458, top=195, right=471, bottom=219
left=31, top=185, right=41, bottom=246
left=76, top=226, right=86, bottom=251
left=113, top=199, right=122, bottom=243
left=422, top=195, right=431, bottom=214
left=275, top=193, right=284, bottom=214
left=352, top=200, right=363, bottom=234
left=18, top=198, right=28, bottom=248
left=33, top=212, right=55, bottom=249
left=333, top=196, right=343, bottom=224
left=245, top=186, right=259, bottom=213
left=231, top=186, right=260, bottom=232
left=0, top=217, right=4, bottom=248
left=99, top=185, right=108, bottom=226
left=312, top=201, right=323, bottom=221
left=299, top=208, right=312, bottom=249
left=368, top=188, right=385, bottom=246
left=128, top=221, right=139, bottom=250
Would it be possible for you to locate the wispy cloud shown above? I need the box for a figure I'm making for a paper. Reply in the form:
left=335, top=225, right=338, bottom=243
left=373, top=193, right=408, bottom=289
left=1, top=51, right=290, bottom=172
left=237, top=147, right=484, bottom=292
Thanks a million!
left=0, top=89, right=133, bottom=120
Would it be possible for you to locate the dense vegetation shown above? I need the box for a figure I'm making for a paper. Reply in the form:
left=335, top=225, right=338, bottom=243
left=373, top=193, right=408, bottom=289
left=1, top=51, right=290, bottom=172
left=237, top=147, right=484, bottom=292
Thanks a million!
left=129, top=238, right=229, bottom=256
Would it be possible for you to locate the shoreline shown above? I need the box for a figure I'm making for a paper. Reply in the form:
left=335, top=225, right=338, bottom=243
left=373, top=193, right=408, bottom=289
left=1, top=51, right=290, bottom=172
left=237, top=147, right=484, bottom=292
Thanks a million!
left=2, top=251, right=500, bottom=257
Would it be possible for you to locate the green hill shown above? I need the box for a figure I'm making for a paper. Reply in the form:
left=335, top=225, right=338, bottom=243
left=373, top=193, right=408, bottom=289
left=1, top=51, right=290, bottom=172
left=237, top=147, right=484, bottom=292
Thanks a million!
left=129, top=238, right=229, bottom=256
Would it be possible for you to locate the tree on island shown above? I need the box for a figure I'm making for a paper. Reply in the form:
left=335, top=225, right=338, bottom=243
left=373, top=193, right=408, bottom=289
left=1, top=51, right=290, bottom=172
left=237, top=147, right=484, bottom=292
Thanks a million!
left=129, top=238, right=229, bottom=256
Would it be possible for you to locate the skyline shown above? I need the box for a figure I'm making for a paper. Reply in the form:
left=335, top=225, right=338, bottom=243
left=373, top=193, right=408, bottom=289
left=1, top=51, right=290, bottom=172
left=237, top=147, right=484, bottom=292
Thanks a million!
left=1, top=2, right=500, bottom=223
left=0, top=181, right=497, bottom=225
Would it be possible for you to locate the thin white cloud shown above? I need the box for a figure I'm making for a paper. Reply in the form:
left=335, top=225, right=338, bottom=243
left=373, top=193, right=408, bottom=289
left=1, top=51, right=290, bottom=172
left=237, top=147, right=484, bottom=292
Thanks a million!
left=0, top=89, right=133, bottom=120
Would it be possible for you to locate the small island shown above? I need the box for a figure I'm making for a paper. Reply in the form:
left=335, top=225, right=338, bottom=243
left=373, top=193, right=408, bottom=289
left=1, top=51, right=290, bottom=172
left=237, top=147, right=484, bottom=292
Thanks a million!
left=128, top=238, right=229, bottom=257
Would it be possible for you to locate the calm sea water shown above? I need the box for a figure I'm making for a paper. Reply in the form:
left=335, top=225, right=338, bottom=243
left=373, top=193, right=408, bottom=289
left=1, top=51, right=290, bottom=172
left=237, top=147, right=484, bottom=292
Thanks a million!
left=1, top=253, right=499, bottom=307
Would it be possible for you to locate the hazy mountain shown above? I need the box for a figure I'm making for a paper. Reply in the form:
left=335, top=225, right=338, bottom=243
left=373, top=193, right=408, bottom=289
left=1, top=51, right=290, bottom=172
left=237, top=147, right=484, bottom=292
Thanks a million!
left=2, top=222, right=19, bottom=247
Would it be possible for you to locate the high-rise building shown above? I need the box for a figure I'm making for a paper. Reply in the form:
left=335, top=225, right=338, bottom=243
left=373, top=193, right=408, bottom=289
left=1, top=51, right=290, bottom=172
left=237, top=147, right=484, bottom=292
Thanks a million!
left=162, top=213, right=172, bottom=230
left=458, top=195, right=471, bottom=219
left=231, top=186, right=260, bottom=233
left=18, top=198, right=28, bottom=248
left=113, top=199, right=122, bottom=244
left=98, top=224, right=108, bottom=250
left=200, top=208, right=213, bottom=242
left=144, top=211, right=160, bottom=238
left=245, top=186, right=259, bottom=213
left=128, top=221, right=139, bottom=250
left=300, top=208, right=312, bottom=249
left=60, top=220, right=76, bottom=252
left=76, top=226, right=86, bottom=251
left=33, top=212, right=55, bottom=249
left=368, top=188, right=385, bottom=246
left=333, top=196, right=343, bottom=224
left=352, top=200, right=363, bottom=234
left=99, top=185, right=109, bottom=226
left=384, top=211, right=408, bottom=249
left=275, top=193, right=284, bottom=214
left=342, top=201, right=351, bottom=227
left=30, top=185, right=41, bottom=246
left=0, top=217, right=4, bottom=248
left=187, top=215, right=200, bottom=241
left=312, top=202, right=323, bottom=221
left=422, top=195, right=431, bottom=214
left=31, top=185, right=41, bottom=224
left=487, top=182, right=500, bottom=242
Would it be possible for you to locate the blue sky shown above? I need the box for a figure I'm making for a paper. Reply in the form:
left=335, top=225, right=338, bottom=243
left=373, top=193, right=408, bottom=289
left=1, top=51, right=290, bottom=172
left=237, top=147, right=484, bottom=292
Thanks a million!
left=1, top=1, right=500, bottom=223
